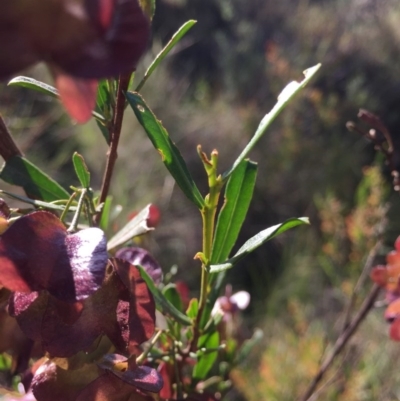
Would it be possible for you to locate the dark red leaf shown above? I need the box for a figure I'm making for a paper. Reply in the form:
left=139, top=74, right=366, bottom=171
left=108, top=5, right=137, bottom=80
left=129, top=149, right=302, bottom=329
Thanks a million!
left=76, top=372, right=154, bottom=401
left=111, top=259, right=156, bottom=352
left=0, top=211, right=108, bottom=303
left=0, top=0, right=150, bottom=80
left=9, top=261, right=155, bottom=357
left=115, top=248, right=163, bottom=285
left=32, top=361, right=98, bottom=401
left=109, top=365, right=163, bottom=393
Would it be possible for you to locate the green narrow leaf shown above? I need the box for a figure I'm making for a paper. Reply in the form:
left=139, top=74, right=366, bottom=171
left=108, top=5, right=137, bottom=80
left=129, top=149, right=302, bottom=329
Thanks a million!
left=72, top=152, right=91, bottom=188
left=186, top=298, right=199, bottom=320
left=223, top=64, right=321, bottom=180
left=0, top=190, right=76, bottom=211
left=8, top=76, right=106, bottom=122
left=0, top=156, right=69, bottom=201
left=136, top=20, right=196, bottom=91
left=211, top=159, right=258, bottom=264
left=107, top=204, right=154, bottom=251
left=99, top=195, right=113, bottom=232
left=127, top=92, right=205, bottom=209
left=8, top=76, right=58, bottom=97
left=137, top=266, right=191, bottom=326
left=162, top=284, right=183, bottom=312
left=209, top=217, right=310, bottom=273
left=193, top=330, right=220, bottom=380
left=235, top=328, right=263, bottom=365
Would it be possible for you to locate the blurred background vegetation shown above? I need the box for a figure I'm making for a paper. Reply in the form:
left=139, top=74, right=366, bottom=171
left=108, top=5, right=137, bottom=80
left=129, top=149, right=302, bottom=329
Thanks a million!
left=2, top=0, right=400, bottom=399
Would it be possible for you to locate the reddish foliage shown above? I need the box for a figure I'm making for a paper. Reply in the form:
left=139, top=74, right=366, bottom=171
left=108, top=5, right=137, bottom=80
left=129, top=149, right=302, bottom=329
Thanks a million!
left=8, top=259, right=155, bottom=357
left=0, top=0, right=150, bottom=122
left=371, top=236, right=400, bottom=341
left=0, top=211, right=108, bottom=303
left=115, top=248, right=163, bottom=285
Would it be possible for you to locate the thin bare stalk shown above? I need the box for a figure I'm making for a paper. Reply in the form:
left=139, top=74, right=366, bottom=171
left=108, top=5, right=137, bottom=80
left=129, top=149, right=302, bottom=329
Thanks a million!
left=298, top=283, right=381, bottom=401
left=341, top=238, right=383, bottom=332
left=94, top=73, right=131, bottom=225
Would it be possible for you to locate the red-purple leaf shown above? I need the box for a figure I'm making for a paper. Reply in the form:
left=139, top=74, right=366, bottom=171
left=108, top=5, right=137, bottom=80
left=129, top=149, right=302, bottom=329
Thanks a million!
left=0, top=211, right=108, bottom=303
left=53, top=70, right=98, bottom=124
left=111, top=259, right=156, bottom=352
left=110, top=365, right=163, bottom=393
left=32, top=361, right=98, bottom=401
left=76, top=372, right=154, bottom=401
left=9, top=261, right=155, bottom=357
left=0, top=0, right=150, bottom=80
left=115, top=248, right=163, bottom=285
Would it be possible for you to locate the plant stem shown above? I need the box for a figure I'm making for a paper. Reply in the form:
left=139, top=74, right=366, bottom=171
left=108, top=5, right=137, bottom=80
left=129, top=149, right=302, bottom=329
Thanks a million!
left=67, top=189, right=86, bottom=233
left=191, top=151, right=222, bottom=351
left=299, top=283, right=380, bottom=401
left=94, top=73, right=131, bottom=225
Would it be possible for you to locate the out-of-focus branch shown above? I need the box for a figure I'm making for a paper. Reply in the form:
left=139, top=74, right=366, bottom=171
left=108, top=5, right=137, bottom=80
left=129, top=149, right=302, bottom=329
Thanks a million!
left=299, top=283, right=381, bottom=401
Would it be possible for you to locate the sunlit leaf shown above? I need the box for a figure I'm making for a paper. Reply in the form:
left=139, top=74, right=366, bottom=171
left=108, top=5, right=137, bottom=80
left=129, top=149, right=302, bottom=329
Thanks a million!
left=116, top=247, right=163, bottom=285
left=8, top=77, right=106, bottom=122
left=136, top=20, right=196, bottom=91
left=137, top=266, right=191, bottom=326
left=0, top=156, right=70, bottom=202
left=211, top=159, right=257, bottom=264
left=0, top=211, right=107, bottom=302
left=209, top=217, right=310, bottom=273
left=126, top=92, right=205, bottom=209
left=223, top=64, right=321, bottom=180
left=107, top=204, right=155, bottom=251
left=72, top=152, right=91, bottom=189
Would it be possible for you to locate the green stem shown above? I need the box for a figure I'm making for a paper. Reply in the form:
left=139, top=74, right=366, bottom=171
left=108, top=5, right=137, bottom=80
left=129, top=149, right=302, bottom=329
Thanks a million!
left=67, top=189, right=86, bottom=233
left=172, top=341, right=183, bottom=399
left=60, top=192, right=77, bottom=224
left=192, top=150, right=223, bottom=351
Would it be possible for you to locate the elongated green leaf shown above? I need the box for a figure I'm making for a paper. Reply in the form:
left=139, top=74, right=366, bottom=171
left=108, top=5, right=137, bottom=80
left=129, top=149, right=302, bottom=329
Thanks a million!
left=235, top=328, right=263, bottom=365
left=193, top=330, right=220, bottom=380
left=107, top=204, right=154, bottom=251
left=99, top=195, right=113, bottom=231
left=8, top=76, right=58, bottom=97
left=211, top=159, right=258, bottom=264
left=72, top=152, right=91, bottom=188
left=162, top=284, right=183, bottom=312
left=186, top=298, right=198, bottom=320
left=135, top=20, right=196, bottom=91
left=8, top=76, right=105, bottom=122
left=223, top=64, right=321, bottom=180
left=209, top=217, right=310, bottom=273
left=138, top=266, right=191, bottom=326
left=127, top=92, right=204, bottom=209
left=0, top=156, right=69, bottom=201
left=0, top=190, right=76, bottom=211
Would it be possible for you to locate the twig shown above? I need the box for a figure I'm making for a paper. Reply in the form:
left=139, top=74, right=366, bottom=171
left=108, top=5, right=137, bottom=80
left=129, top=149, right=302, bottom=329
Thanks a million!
left=341, top=237, right=383, bottom=332
left=94, top=73, right=131, bottom=225
left=298, top=283, right=381, bottom=401
left=0, top=113, right=23, bottom=161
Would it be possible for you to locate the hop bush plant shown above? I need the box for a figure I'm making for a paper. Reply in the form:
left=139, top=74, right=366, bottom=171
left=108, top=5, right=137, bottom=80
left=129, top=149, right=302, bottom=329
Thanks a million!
left=0, top=1, right=331, bottom=400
